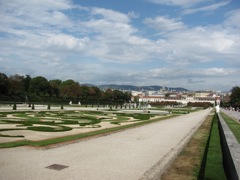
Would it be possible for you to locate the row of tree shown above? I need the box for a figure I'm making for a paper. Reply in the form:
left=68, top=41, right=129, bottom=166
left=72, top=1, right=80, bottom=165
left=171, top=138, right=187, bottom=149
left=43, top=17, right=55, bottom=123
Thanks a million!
left=0, top=73, right=131, bottom=104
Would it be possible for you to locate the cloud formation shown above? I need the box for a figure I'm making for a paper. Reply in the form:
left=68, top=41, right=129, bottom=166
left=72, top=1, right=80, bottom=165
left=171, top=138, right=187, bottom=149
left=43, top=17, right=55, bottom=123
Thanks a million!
left=0, top=0, right=239, bottom=91
left=183, top=0, right=231, bottom=14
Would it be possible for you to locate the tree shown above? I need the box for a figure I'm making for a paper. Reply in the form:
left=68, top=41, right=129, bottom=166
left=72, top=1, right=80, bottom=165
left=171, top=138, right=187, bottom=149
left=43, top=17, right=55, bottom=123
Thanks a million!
left=23, top=75, right=31, bottom=93
left=49, top=79, right=61, bottom=97
left=59, top=80, right=82, bottom=98
left=8, top=74, right=25, bottom=96
left=0, top=73, right=132, bottom=104
left=81, top=85, right=89, bottom=102
left=29, top=76, right=50, bottom=96
left=60, top=79, right=75, bottom=86
left=230, top=86, right=240, bottom=108
left=0, top=73, right=9, bottom=95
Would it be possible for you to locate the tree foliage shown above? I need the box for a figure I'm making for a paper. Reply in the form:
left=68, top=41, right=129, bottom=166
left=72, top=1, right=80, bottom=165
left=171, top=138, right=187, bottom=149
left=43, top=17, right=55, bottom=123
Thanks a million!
left=0, top=72, right=131, bottom=104
left=0, top=73, right=9, bottom=95
left=230, top=86, right=240, bottom=107
left=29, top=76, right=51, bottom=96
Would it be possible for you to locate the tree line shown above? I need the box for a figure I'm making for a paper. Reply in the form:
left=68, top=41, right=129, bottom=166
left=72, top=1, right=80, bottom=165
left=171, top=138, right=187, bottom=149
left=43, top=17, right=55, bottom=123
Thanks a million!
left=0, top=72, right=131, bottom=105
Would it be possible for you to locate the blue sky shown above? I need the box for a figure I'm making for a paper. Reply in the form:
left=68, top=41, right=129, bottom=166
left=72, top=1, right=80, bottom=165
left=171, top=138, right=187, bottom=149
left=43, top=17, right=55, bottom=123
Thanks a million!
left=0, top=0, right=239, bottom=91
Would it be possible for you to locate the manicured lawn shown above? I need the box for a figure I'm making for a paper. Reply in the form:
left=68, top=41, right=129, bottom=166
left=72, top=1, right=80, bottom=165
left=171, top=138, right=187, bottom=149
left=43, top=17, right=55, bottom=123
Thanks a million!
left=203, top=113, right=226, bottom=180
left=0, top=110, right=175, bottom=148
left=161, top=113, right=213, bottom=180
left=221, top=112, right=240, bottom=143
left=161, top=113, right=226, bottom=180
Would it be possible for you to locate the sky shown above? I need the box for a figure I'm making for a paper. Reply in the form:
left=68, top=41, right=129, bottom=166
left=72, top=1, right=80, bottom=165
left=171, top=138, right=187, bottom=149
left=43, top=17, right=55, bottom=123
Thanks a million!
left=0, top=0, right=240, bottom=91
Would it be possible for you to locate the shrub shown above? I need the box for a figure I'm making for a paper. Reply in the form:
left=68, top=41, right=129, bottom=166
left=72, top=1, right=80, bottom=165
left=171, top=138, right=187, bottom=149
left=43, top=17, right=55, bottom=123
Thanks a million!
left=13, top=102, right=17, bottom=110
left=27, top=126, right=72, bottom=132
left=32, top=103, right=35, bottom=110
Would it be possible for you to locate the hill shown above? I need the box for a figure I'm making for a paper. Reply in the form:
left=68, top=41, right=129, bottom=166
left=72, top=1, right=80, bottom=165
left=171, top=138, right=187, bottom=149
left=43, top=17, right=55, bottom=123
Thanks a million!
left=98, top=84, right=188, bottom=92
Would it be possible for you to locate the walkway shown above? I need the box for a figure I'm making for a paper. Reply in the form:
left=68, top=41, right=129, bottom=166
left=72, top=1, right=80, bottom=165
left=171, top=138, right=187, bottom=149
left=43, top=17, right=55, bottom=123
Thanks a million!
left=221, top=108, right=240, bottom=122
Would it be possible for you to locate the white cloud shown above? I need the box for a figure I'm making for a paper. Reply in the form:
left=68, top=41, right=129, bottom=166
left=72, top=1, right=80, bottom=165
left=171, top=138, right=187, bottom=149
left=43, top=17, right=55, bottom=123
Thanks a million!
left=0, top=0, right=239, bottom=90
left=147, top=67, right=239, bottom=79
left=46, top=34, right=89, bottom=51
left=183, top=0, right=231, bottom=14
left=224, top=9, right=240, bottom=29
left=90, top=7, right=130, bottom=23
left=146, top=0, right=208, bottom=8
left=144, top=16, right=186, bottom=32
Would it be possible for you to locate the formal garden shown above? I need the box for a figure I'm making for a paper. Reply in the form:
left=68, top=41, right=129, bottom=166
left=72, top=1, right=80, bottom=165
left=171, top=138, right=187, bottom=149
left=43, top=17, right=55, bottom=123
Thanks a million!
left=0, top=107, right=180, bottom=148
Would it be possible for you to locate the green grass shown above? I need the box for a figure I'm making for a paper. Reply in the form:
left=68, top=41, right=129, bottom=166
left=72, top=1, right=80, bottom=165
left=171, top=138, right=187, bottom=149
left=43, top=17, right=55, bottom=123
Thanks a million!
left=220, top=112, right=240, bottom=143
left=0, top=115, right=176, bottom=148
left=203, top=113, right=227, bottom=180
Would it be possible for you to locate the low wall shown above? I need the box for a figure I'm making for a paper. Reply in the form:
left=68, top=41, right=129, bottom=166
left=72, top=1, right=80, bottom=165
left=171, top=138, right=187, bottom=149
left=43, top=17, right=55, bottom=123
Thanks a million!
left=218, top=113, right=240, bottom=180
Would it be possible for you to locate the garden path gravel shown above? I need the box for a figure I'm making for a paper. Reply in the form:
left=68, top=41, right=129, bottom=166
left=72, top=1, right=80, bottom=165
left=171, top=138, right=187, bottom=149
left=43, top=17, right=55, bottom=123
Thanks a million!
left=0, top=109, right=211, bottom=180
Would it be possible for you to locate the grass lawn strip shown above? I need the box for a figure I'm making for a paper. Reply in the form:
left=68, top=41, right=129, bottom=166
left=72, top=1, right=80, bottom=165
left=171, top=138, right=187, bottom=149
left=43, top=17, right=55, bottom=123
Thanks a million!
left=161, top=112, right=227, bottom=180
left=161, top=113, right=214, bottom=180
left=220, top=112, right=240, bottom=143
left=203, top=113, right=226, bottom=179
left=0, top=114, right=177, bottom=148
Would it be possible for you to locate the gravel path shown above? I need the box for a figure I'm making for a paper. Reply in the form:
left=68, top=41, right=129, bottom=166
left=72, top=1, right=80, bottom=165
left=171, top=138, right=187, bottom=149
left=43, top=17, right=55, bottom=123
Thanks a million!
left=0, top=109, right=211, bottom=180
left=221, top=108, right=240, bottom=122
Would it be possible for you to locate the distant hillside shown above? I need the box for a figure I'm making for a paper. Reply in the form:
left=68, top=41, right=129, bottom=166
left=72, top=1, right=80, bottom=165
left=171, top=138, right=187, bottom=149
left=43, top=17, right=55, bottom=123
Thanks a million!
left=98, top=84, right=188, bottom=92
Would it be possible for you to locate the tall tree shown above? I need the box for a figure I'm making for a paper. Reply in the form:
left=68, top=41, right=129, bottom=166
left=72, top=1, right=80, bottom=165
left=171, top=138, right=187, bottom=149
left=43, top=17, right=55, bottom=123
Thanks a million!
left=59, top=80, right=82, bottom=98
left=49, top=79, right=62, bottom=97
left=8, top=74, right=25, bottom=96
left=230, top=86, right=240, bottom=107
left=29, top=76, right=50, bottom=96
left=0, top=73, right=9, bottom=95
left=23, top=75, right=31, bottom=93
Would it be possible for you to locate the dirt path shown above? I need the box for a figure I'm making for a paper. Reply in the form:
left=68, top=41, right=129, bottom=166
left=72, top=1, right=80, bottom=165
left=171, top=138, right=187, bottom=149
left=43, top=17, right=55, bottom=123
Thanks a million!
left=0, top=109, right=211, bottom=180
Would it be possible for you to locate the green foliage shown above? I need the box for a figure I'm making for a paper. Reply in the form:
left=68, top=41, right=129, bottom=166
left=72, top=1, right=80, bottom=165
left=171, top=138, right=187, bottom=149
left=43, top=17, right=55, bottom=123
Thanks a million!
left=27, top=126, right=72, bottom=132
left=132, top=114, right=152, bottom=120
left=31, top=103, right=35, bottom=110
left=0, top=134, right=24, bottom=138
left=0, top=72, right=9, bottom=95
left=29, top=76, right=51, bottom=96
left=0, top=72, right=131, bottom=104
left=230, top=86, right=240, bottom=108
left=187, top=102, right=212, bottom=109
left=12, top=102, right=17, bottom=110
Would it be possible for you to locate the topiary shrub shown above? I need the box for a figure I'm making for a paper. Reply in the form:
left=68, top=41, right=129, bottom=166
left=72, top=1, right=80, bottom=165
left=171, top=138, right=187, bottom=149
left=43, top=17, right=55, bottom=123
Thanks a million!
left=32, top=103, right=35, bottom=110
left=13, top=102, right=17, bottom=110
left=47, top=103, right=51, bottom=110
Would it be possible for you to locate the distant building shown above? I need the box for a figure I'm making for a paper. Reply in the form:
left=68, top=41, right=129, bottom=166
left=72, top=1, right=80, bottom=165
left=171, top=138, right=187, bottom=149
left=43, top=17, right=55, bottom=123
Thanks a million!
left=133, top=90, right=219, bottom=105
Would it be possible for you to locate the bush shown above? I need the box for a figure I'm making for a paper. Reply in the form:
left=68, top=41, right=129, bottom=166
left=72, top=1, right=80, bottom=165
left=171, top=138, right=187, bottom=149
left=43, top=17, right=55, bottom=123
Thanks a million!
left=12, top=102, right=17, bottom=110
left=27, top=126, right=72, bottom=132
